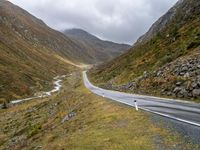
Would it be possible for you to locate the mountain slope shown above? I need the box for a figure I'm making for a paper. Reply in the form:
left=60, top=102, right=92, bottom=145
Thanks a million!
left=0, top=1, right=88, bottom=102
left=136, top=0, right=185, bottom=45
left=0, top=1, right=101, bottom=65
left=89, top=0, right=200, bottom=101
left=63, top=29, right=131, bottom=63
left=0, top=1, right=130, bottom=103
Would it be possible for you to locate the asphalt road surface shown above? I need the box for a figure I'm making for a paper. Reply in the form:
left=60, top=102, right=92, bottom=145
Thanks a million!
left=83, top=71, right=200, bottom=127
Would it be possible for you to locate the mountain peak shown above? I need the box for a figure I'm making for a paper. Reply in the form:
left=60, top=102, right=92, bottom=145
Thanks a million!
left=64, top=28, right=100, bottom=41
left=63, top=28, right=131, bottom=63
left=136, top=0, right=199, bottom=45
left=65, top=28, right=89, bottom=34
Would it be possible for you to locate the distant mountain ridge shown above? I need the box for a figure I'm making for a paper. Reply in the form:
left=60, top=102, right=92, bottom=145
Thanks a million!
left=64, top=28, right=131, bottom=63
left=0, top=1, right=93, bottom=64
left=64, top=29, right=99, bottom=41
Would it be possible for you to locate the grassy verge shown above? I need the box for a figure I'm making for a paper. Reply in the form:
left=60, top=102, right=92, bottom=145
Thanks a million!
left=0, top=72, right=199, bottom=150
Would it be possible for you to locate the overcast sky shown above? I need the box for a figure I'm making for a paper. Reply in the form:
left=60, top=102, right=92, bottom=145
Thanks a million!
left=8, top=0, right=178, bottom=44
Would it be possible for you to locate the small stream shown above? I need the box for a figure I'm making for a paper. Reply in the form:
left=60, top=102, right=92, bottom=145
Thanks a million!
left=1, top=75, right=67, bottom=107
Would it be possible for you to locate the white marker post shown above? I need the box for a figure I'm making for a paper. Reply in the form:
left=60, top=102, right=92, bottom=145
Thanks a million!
left=134, top=100, right=138, bottom=111
left=103, top=93, right=105, bottom=98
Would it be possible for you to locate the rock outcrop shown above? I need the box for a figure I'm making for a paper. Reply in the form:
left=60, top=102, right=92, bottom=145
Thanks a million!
left=102, top=50, right=200, bottom=100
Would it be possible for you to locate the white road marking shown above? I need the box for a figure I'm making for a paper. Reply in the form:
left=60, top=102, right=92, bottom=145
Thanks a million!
left=83, top=71, right=200, bottom=127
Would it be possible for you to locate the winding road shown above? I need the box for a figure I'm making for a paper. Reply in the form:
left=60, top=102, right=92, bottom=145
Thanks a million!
left=83, top=71, right=200, bottom=127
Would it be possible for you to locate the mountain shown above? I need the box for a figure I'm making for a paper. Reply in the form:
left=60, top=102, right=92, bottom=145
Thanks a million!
left=0, top=0, right=87, bottom=102
left=136, top=0, right=185, bottom=45
left=63, top=28, right=131, bottom=63
left=0, top=1, right=104, bottom=65
left=89, top=0, right=200, bottom=101
left=0, top=1, right=130, bottom=103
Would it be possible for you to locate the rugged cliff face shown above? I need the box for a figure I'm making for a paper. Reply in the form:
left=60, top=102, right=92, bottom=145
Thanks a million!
left=89, top=0, right=200, bottom=101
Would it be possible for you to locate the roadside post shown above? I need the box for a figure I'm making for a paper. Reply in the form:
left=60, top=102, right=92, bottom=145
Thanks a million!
left=102, top=92, right=105, bottom=98
left=134, top=100, right=138, bottom=111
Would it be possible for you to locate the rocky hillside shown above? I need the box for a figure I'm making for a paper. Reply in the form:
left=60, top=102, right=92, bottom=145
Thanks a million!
left=89, top=0, right=200, bottom=101
left=99, top=51, right=200, bottom=101
left=64, top=29, right=130, bottom=63
left=136, top=0, right=185, bottom=45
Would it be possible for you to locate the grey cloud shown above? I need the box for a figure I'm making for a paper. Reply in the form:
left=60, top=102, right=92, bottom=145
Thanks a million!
left=9, top=0, right=178, bottom=44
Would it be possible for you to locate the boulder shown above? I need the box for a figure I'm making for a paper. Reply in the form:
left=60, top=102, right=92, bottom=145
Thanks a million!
left=179, top=72, right=185, bottom=76
left=173, top=87, right=182, bottom=93
left=181, top=66, right=188, bottom=72
left=176, top=82, right=182, bottom=86
left=179, top=88, right=188, bottom=97
left=197, top=81, right=200, bottom=87
left=61, top=112, right=76, bottom=123
left=192, top=89, right=200, bottom=97
left=184, top=72, right=190, bottom=78
left=157, top=71, right=162, bottom=77
left=143, top=71, right=148, bottom=78
left=191, top=82, right=198, bottom=89
left=167, top=92, right=172, bottom=96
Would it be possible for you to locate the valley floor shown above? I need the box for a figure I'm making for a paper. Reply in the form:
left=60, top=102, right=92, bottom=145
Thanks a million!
left=0, top=72, right=199, bottom=150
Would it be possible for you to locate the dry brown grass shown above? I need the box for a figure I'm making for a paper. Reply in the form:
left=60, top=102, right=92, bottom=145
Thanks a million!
left=0, top=72, right=199, bottom=150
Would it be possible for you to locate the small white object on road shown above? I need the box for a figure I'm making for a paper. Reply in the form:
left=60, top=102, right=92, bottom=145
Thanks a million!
left=134, top=100, right=138, bottom=111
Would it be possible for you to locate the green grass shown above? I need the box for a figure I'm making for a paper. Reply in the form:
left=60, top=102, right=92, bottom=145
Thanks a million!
left=89, top=1, right=200, bottom=85
left=27, top=124, right=42, bottom=138
left=0, top=72, right=199, bottom=149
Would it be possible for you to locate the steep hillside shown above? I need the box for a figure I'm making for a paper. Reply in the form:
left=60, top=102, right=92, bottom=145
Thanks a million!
left=89, top=0, right=200, bottom=101
left=0, top=1, right=101, bottom=65
left=64, top=29, right=131, bottom=63
left=0, top=1, right=84, bottom=103
left=136, top=0, right=186, bottom=45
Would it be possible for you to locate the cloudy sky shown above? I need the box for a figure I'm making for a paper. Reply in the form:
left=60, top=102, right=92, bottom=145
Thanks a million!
left=8, top=0, right=178, bottom=44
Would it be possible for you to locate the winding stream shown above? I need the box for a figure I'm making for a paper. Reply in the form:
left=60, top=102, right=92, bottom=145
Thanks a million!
left=9, top=75, right=67, bottom=105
